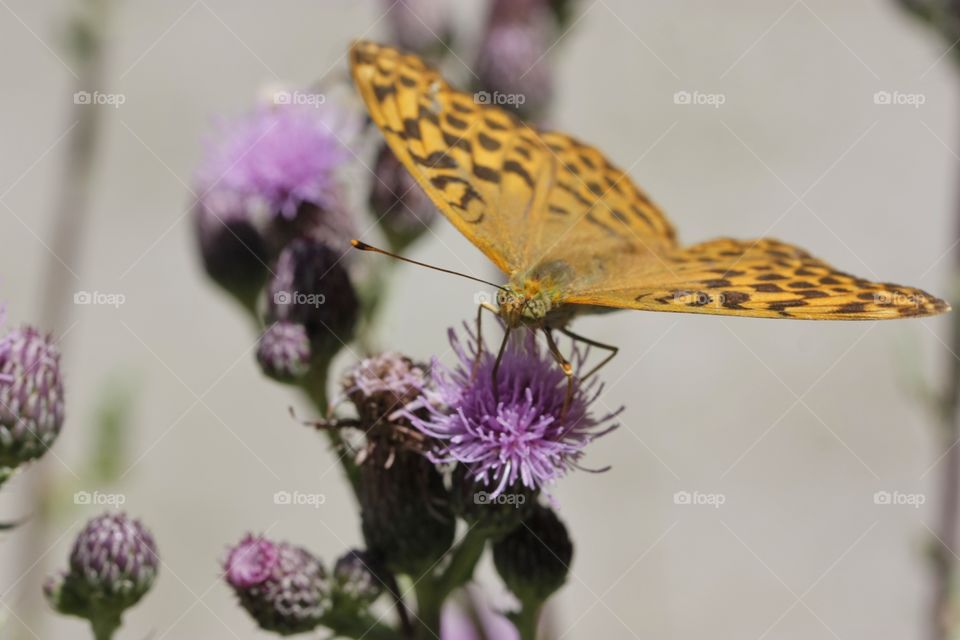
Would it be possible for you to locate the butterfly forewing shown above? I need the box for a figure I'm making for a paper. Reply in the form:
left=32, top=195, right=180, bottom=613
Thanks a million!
left=351, top=40, right=555, bottom=272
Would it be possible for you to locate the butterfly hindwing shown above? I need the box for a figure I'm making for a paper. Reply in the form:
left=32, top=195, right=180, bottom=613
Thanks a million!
left=562, top=238, right=948, bottom=319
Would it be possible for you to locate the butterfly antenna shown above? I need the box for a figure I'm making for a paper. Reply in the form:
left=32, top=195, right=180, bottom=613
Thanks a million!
left=351, top=240, right=509, bottom=291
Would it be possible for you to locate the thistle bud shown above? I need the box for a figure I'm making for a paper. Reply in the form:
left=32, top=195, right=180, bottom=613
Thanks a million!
left=225, top=534, right=330, bottom=635
left=333, top=549, right=384, bottom=607
left=383, top=0, right=453, bottom=59
left=256, top=321, right=311, bottom=383
left=369, top=144, right=437, bottom=252
left=341, top=351, right=427, bottom=424
left=475, top=0, right=556, bottom=120
left=0, top=327, right=65, bottom=475
left=359, top=448, right=454, bottom=576
left=492, top=504, right=572, bottom=605
left=45, top=512, right=159, bottom=634
left=451, top=466, right=537, bottom=539
left=266, top=239, right=359, bottom=363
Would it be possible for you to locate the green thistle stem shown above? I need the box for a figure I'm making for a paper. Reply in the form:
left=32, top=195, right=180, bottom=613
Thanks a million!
left=436, top=526, right=487, bottom=596
left=510, top=603, right=542, bottom=640
left=89, top=610, right=121, bottom=640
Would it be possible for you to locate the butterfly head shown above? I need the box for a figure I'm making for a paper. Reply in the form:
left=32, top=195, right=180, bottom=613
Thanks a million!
left=497, top=280, right=558, bottom=328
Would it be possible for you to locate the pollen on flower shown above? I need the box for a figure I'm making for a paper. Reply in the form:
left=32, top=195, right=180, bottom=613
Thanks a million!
left=404, top=327, right=620, bottom=496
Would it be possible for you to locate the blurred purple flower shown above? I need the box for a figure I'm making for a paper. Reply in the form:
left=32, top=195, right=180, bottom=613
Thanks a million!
left=383, top=0, right=453, bottom=56
left=256, top=321, right=311, bottom=383
left=406, top=328, right=619, bottom=496
left=476, top=0, right=556, bottom=118
left=195, top=103, right=351, bottom=221
left=341, top=351, right=428, bottom=423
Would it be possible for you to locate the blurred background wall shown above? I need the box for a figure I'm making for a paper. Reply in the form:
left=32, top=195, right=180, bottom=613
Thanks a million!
left=0, top=0, right=956, bottom=637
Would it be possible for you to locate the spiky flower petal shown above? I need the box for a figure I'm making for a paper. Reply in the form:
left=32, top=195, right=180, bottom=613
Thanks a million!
left=406, top=328, right=619, bottom=496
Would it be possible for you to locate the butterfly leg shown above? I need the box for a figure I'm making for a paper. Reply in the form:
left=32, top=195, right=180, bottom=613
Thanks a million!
left=543, top=329, right=575, bottom=416
left=491, top=325, right=513, bottom=404
left=559, top=327, right=619, bottom=382
left=472, top=302, right=499, bottom=380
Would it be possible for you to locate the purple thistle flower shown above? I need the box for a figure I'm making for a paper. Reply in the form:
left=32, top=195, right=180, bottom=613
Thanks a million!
left=405, top=328, right=619, bottom=497
left=195, top=103, right=353, bottom=222
left=0, top=326, right=65, bottom=471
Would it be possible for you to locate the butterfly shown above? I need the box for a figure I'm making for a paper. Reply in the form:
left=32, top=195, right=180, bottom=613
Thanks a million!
left=349, top=39, right=948, bottom=382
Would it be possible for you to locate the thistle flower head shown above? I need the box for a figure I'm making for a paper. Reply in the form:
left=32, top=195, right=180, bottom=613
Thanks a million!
left=341, top=351, right=428, bottom=423
left=406, top=328, right=619, bottom=497
left=195, top=102, right=351, bottom=222
left=256, top=321, right=311, bottom=383
left=0, top=326, right=65, bottom=471
left=224, top=534, right=330, bottom=635
left=45, top=512, right=159, bottom=622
